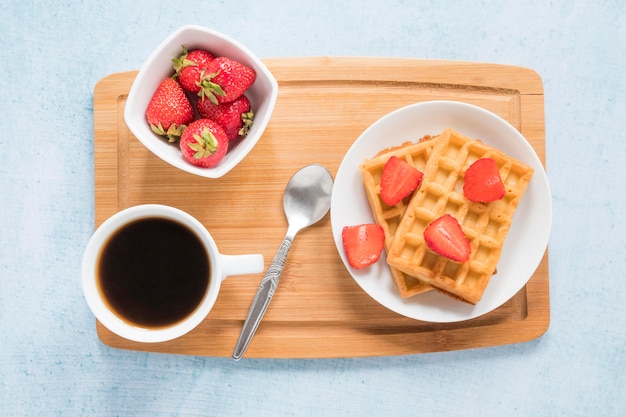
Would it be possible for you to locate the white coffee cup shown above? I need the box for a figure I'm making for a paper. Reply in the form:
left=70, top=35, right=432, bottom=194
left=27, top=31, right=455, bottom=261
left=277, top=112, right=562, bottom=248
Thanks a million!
left=81, top=204, right=264, bottom=343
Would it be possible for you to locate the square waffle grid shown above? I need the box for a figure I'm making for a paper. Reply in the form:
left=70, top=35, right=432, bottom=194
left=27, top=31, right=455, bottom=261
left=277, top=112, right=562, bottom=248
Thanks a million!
left=386, top=128, right=535, bottom=304
left=359, top=137, right=437, bottom=297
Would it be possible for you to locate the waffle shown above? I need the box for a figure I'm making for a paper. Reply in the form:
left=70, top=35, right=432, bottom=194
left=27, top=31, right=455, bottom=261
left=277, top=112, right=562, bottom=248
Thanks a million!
left=359, top=136, right=438, bottom=297
left=385, top=128, right=535, bottom=304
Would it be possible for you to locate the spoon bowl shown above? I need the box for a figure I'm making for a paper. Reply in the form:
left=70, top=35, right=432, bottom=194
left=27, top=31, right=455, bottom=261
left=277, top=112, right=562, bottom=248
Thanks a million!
left=283, top=164, right=334, bottom=234
left=233, top=164, right=334, bottom=360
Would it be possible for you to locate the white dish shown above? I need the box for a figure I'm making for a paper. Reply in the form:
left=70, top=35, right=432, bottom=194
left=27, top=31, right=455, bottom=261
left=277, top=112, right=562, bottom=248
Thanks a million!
left=124, top=25, right=278, bottom=179
left=330, top=100, right=552, bottom=323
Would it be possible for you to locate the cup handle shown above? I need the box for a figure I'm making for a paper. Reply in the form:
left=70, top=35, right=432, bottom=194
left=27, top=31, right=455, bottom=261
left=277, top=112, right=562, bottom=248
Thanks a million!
left=219, top=253, right=265, bottom=281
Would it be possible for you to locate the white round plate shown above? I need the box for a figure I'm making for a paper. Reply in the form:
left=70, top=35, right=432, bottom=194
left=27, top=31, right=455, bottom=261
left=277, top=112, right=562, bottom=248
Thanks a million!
left=330, top=101, right=552, bottom=322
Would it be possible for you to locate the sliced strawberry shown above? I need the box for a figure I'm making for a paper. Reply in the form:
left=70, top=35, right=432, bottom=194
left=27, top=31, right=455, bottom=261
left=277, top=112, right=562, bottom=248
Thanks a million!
left=423, top=214, right=470, bottom=262
left=145, top=78, right=194, bottom=142
left=342, top=224, right=385, bottom=269
left=463, top=158, right=506, bottom=203
left=172, top=47, right=215, bottom=93
left=196, top=94, right=254, bottom=141
left=199, top=56, right=256, bottom=104
left=179, top=119, right=228, bottom=168
left=380, top=156, right=424, bottom=206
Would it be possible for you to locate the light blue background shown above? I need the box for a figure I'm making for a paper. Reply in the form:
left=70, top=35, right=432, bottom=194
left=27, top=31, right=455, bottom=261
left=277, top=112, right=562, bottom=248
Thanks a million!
left=1, top=0, right=624, bottom=416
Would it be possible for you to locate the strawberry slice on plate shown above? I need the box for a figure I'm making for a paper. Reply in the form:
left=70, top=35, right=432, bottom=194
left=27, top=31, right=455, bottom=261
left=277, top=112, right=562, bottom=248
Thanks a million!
left=463, top=157, right=506, bottom=203
left=423, top=214, right=471, bottom=262
left=342, top=224, right=385, bottom=269
left=380, top=156, right=424, bottom=206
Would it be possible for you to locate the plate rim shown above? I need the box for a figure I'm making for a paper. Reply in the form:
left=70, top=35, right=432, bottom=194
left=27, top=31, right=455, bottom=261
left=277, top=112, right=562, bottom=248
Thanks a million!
left=330, top=100, right=552, bottom=323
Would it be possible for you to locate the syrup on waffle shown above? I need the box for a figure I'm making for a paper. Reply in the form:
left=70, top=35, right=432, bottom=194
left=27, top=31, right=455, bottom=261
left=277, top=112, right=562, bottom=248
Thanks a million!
left=359, top=136, right=437, bottom=298
left=385, top=128, right=534, bottom=304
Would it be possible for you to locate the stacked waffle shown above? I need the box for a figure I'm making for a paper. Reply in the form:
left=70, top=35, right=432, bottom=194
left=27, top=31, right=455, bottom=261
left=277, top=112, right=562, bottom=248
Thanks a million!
left=359, top=128, right=534, bottom=304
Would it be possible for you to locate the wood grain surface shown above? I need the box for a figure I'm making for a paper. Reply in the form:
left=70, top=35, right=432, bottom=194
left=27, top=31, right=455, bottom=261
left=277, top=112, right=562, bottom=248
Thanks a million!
left=92, top=57, right=549, bottom=358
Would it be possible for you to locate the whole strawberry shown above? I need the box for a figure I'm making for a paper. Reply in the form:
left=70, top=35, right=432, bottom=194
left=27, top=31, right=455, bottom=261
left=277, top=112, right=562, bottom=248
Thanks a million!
left=145, top=77, right=194, bottom=142
left=196, top=95, right=254, bottom=141
left=172, top=46, right=214, bottom=94
left=179, top=119, right=229, bottom=168
left=200, top=56, right=256, bottom=104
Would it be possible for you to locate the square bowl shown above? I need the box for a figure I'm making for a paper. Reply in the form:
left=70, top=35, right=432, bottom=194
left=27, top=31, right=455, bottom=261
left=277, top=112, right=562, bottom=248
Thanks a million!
left=124, top=25, right=278, bottom=178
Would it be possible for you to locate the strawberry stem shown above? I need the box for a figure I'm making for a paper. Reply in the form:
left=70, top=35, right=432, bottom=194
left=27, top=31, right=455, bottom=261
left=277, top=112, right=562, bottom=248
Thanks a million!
left=150, top=122, right=186, bottom=143
left=172, top=46, right=196, bottom=78
left=189, top=128, right=219, bottom=158
left=238, top=111, right=254, bottom=137
left=197, top=70, right=225, bottom=104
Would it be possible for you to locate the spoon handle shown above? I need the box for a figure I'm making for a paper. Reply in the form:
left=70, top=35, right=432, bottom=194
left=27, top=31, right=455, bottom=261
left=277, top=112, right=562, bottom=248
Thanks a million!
left=232, top=236, right=293, bottom=360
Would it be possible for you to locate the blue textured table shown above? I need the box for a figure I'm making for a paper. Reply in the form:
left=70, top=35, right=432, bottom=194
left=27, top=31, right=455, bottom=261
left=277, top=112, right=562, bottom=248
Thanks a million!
left=1, top=1, right=624, bottom=416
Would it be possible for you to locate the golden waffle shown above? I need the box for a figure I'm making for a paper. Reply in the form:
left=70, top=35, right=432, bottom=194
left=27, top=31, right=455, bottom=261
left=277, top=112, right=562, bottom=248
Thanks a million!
left=386, top=128, right=535, bottom=304
left=359, top=136, right=438, bottom=297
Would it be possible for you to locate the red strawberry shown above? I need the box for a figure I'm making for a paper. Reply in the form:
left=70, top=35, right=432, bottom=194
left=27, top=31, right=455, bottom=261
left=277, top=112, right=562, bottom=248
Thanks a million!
left=172, top=47, right=215, bottom=93
left=423, top=214, right=471, bottom=262
left=199, top=56, right=256, bottom=104
left=380, top=156, right=424, bottom=206
left=341, top=224, right=385, bottom=269
left=196, top=94, right=254, bottom=141
left=179, top=119, right=228, bottom=168
left=145, top=77, right=194, bottom=142
left=463, top=158, right=506, bottom=203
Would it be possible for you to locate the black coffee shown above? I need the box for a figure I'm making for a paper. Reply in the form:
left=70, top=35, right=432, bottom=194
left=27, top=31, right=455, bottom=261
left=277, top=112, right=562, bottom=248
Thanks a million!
left=97, top=217, right=210, bottom=328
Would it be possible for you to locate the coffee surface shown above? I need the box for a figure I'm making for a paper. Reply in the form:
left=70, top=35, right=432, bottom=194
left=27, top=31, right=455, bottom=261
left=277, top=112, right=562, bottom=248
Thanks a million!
left=98, top=217, right=210, bottom=328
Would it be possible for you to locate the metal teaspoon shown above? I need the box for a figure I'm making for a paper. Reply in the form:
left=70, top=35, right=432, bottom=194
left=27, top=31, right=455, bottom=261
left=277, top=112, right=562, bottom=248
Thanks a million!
left=232, top=164, right=334, bottom=360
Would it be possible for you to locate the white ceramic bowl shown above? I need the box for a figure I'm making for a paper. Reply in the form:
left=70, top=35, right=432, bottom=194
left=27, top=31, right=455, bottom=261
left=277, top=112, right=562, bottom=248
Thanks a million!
left=124, top=25, right=278, bottom=178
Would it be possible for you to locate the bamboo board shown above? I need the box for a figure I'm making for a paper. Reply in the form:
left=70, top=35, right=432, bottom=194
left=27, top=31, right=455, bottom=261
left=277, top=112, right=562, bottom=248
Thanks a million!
left=93, top=57, right=550, bottom=358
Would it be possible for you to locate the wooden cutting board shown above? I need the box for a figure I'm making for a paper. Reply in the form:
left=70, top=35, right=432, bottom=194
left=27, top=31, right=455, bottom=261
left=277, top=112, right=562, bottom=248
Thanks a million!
left=93, top=57, right=549, bottom=358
